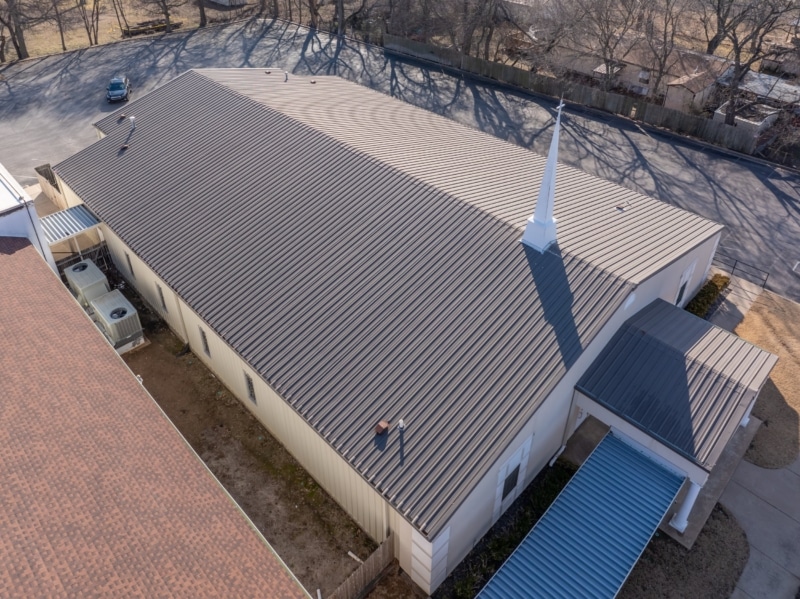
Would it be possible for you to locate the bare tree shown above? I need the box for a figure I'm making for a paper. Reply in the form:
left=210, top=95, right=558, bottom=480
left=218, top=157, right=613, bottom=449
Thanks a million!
left=306, top=0, right=318, bottom=28
left=432, top=0, right=499, bottom=56
left=109, top=0, right=129, bottom=32
left=75, top=0, right=102, bottom=44
left=0, top=22, right=7, bottom=61
left=713, top=0, right=799, bottom=125
left=197, top=0, right=205, bottom=27
left=641, top=0, right=686, bottom=101
left=570, top=0, right=648, bottom=89
left=0, top=0, right=31, bottom=58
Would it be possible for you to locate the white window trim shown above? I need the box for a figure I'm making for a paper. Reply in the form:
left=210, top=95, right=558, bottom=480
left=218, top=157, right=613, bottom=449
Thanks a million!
left=492, top=434, right=533, bottom=522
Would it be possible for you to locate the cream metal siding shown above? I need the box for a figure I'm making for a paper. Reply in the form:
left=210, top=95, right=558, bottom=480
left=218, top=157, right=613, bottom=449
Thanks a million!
left=177, top=298, right=391, bottom=543
left=56, top=177, right=85, bottom=210
left=102, top=228, right=406, bottom=547
left=102, top=225, right=187, bottom=340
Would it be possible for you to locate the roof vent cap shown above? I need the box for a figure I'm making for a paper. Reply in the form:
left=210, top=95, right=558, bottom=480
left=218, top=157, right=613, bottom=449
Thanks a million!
left=374, top=420, right=390, bottom=435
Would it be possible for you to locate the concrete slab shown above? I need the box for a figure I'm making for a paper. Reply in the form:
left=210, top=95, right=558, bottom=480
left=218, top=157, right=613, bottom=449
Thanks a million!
left=722, top=480, right=800, bottom=578
left=660, top=416, right=761, bottom=549
left=732, top=459, right=800, bottom=522
left=729, top=587, right=754, bottom=599
left=734, top=546, right=800, bottom=599
left=560, top=416, right=609, bottom=467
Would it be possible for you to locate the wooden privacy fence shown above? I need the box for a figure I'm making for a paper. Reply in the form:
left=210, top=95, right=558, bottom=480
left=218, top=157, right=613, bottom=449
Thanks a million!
left=384, top=35, right=756, bottom=155
left=328, top=533, right=395, bottom=599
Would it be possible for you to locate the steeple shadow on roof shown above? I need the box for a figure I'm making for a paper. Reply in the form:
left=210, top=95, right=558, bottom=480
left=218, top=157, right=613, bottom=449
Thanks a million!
left=523, top=244, right=582, bottom=371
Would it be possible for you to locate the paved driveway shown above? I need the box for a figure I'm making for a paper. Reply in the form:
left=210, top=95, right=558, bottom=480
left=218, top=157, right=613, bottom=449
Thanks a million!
left=2, top=19, right=799, bottom=300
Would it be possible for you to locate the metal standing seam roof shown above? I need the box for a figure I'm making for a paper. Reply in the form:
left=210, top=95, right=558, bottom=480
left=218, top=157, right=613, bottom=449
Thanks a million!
left=478, top=434, right=684, bottom=599
left=0, top=237, right=308, bottom=598
left=54, top=70, right=719, bottom=537
left=39, top=204, right=100, bottom=244
left=577, top=299, right=778, bottom=470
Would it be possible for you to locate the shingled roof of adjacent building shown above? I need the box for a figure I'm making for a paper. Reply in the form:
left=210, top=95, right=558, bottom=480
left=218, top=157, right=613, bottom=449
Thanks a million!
left=0, top=236, right=307, bottom=598
left=577, top=299, right=777, bottom=470
left=55, top=70, right=722, bottom=537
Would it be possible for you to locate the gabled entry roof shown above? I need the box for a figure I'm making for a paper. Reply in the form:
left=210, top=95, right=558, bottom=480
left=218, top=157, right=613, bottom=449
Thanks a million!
left=53, top=70, right=722, bottom=537
left=478, top=434, right=683, bottom=599
left=577, top=299, right=777, bottom=470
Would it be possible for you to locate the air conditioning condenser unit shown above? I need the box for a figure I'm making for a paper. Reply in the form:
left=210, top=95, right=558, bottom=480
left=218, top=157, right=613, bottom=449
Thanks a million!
left=90, top=290, right=143, bottom=348
left=64, top=259, right=110, bottom=307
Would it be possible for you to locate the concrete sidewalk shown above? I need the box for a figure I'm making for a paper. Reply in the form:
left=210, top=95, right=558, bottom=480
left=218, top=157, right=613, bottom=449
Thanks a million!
left=724, top=454, right=800, bottom=598
left=703, top=270, right=800, bottom=597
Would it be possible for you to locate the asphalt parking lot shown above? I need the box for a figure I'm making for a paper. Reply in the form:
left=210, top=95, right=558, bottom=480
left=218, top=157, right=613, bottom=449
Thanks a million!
left=1, top=18, right=799, bottom=300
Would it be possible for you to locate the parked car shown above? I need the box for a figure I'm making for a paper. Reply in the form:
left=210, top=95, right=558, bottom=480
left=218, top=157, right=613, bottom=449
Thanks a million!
left=106, top=76, right=132, bottom=103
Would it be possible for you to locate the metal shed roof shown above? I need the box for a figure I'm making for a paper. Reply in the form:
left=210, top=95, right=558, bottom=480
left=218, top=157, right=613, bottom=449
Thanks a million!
left=478, top=434, right=683, bottom=599
left=577, top=299, right=777, bottom=470
left=54, top=70, right=720, bottom=538
left=39, top=204, right=100, bottom=244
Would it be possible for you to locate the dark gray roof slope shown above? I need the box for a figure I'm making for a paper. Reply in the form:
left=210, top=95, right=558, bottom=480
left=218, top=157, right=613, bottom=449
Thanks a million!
left=577, top=299, right=777, bottom=470
left=57, top=70, right=634, bottom=536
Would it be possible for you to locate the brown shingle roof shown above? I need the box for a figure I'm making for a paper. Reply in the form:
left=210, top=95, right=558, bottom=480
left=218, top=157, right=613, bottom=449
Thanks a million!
left=0, top=237, right=307, bottom=598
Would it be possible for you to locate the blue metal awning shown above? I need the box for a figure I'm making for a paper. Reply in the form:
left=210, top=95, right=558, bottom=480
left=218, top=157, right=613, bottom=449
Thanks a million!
left=39, top=204, right=100, bottom=245
left=479, top=434, right=684, bottom=599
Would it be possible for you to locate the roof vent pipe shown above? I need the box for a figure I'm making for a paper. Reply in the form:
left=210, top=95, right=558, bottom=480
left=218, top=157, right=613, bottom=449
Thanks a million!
left=284, top=71, right=289, bottom=82
left=521, top=100, right=564, bottom=253
left=129, top=116, right=136, bottom=132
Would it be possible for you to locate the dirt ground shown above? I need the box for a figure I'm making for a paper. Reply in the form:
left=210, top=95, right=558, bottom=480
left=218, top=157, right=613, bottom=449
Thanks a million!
left=619, top=504, right=749, bottom=599
left=17, top=2, right=252, bottom=61
left=735, top=291, right=800, bottom=468
left=123, top=327, right=377, bottom=597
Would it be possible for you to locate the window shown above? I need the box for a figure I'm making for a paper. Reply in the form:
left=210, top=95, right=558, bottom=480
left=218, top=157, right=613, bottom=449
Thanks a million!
left=244, top=372, right=257, bottom=405
left=638, top=70, right=650, bottom=83
left=502, top=465, right=520, bottom=500
left=157, top=284, right=167, bottom=313
left=125, top=252, right=135, bottom=279
left=199, top=327, right=210, bottom=357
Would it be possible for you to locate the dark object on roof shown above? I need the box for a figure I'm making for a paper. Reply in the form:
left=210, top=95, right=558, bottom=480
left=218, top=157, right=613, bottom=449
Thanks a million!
left=577, top=299, right=777, bottom=470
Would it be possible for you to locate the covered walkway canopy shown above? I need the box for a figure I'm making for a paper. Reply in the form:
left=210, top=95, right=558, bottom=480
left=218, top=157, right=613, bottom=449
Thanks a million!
left=39, top=204, right=100, bottom=245
left=478, top=434, right=683, bottom=599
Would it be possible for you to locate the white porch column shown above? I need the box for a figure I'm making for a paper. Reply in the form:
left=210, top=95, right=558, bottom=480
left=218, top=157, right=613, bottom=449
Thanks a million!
left=670, top=481, right=701, bottom=533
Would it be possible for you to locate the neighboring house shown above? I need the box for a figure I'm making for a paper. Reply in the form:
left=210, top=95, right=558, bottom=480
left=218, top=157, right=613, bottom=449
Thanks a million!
left=554, top=39, right=729, bottom=103
left=51, top=69, right=775, bottom=595
left=0, top=236, right=308, bottom=597
left=718, top=67, right=800, bottom=108
left=713, top=102, right=780, bottom=137
left=760, top=42, right=800, bottom=77
left=0, top=162, right=56, bottom=271
left=664, top=69, right=720, bottom=112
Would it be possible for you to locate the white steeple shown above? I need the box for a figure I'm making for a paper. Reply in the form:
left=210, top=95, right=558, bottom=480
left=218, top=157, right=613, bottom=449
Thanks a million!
left=521, top=101, right=564, bottom=252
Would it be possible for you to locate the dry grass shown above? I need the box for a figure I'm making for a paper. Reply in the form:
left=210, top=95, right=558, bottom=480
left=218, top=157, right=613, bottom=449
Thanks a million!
left=619, top=505, right=748, bottom=599
left=735, top=291, right=800, bottom=469
left=11, top=2, right=253, bottom=61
